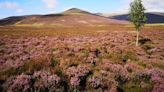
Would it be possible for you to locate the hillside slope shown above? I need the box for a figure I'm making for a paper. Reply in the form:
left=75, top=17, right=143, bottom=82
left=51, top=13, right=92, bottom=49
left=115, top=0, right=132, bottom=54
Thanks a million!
left=108, top=12, right=164, bottom=24
left=0, top=8, right=128, bottom=26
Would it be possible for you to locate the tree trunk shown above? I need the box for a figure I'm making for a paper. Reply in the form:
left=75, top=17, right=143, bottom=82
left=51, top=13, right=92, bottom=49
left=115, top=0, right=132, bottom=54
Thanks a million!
left=136, top=30, right=139, bottom=46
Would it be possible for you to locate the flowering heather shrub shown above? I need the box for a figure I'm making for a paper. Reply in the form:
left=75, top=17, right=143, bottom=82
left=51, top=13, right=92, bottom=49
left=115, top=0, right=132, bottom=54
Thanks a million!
left=65, top=65, right=91, bottom=91
left=70, top=77, right=80, bottom=87
left=87, top=70, right=117, bottom=92
left=65, top=66, right=78, bottom=77
left=152, top=82, right=164, bottom=92
left=103, top=63, right=129, bottom=82
left=77, top=65, right=90, bottom=77
left=146, top=68, right=164, bottom=92
left=88, top=76, right=101, bottom=88
left=3, top=74, right=32, bottom=92
left=33, top=71, right=50, bottom=91
left=100, top=70, right=118, bottom=92
left=151, top=75, right=163, bottom=84
left=0, top=27, right=164, bottom=92
left=47, top=75, right=61, bottom=92
left=146, top=68, right=164, bottom=78
left=65, top=65, right=90, bottom=78
left=134, top=71, right=151, bottom=81
left=33, top=70, right=61, bottom=91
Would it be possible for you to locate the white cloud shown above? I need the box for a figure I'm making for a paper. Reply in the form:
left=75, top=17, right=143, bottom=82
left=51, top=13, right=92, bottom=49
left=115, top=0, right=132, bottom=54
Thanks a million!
left=0, top=2, right=18, bottom=9
left=117, top=0, right=164, bottom=13
left=42, top=0, right=57, bottom=9
left=16, top=9, right=23, bottom=13
left=0, top=2, right=23, bottom=13
left=143, top=0, right=164, bottom=12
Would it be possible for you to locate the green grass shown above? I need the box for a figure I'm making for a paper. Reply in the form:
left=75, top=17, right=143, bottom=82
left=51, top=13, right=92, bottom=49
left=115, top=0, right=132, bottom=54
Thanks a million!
left=119, top=81, right=152, bottom=92
left=50, top=58, right=59, bottom=67
left=126, top=23, right=164, bottom=28
left=145, top=23, right=164, bottom=27
left=107, top=51, right=139, bottom=64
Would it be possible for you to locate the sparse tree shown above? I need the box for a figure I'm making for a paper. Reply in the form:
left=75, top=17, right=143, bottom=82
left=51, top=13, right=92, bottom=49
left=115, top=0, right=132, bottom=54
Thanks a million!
left=129, top=0, right=147, bottom=46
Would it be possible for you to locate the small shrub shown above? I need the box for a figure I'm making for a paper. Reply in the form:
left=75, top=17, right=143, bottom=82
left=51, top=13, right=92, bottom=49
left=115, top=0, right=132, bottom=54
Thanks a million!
left=65, top=65, right=90, bottom=78
left=55, top=69, right=64, bottom=77
left=103, top=64, right=129, bottom=83
left=51, top=48, right=57, bottom=52
left=65, top=65, right=91, bottom=91
left=80, top=50, right=89, bottom=57
left=50, top=58, right=58, bottom=67
left=19, top=60, right=45, bottom=74
left=122, top=51, right=139, bottom=62
left=2, top=74, right=32, bottom=92
left=86, top=70, right=117, bottom=92
left=88, top=76, right=101, bottom=89
left=70, top=77, right=80, bottom=88
left=142, top=42, right=155, bottom=55
left=33, top=70, right=61, bottom=92
left=122, top=54, right=129, bottom=62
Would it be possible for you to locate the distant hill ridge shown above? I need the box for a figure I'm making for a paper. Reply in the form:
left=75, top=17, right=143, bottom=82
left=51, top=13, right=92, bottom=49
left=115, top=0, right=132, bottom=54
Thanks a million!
left=99, top=12, right=164, bottom=24
left=0, top=8, right=128, bottom=26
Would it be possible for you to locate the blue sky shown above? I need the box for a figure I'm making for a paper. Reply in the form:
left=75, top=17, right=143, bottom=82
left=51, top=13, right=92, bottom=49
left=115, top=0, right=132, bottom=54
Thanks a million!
left=0, top=0, right=164, bottom=18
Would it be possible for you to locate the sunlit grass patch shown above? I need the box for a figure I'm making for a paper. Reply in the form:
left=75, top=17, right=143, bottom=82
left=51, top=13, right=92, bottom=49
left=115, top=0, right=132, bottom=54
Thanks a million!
left=145, top=23, right=164, bottom=27
left=141, top=41, right=155, bottom=55
left=65, top=13, right=87, bottom=16
left=107, top=51, right=139, bottom=65
left=150, top=61, right=164, bottom=70
left=119, top=80, right=153, bottom=92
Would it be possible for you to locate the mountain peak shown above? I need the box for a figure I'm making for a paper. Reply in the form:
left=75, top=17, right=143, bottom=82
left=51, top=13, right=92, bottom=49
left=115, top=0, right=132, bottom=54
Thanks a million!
left=67, top=8, right=81, bottom=11
left=63, top=8, right=90, bottom=14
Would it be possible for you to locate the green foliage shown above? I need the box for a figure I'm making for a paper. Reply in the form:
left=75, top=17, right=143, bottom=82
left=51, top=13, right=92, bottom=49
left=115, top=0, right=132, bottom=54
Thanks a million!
left=0, top=68, right=19, bottom=81
left=55, top=69, right=63, bottom=77
left=119, top=81, right=152, bottom=92
left=141, top=42, right=155, bottom=55
left=51, top=48, right=57, bottom=52
left=108, top=51, right=138, bottom=64
left=122, top=51, right=139, bottom=62
left=13, top=61, right=46, bottom=76
left=129, top=0, right=147, bottom=31
left=80, top=50, right=89, bottom=57
left=119, top=73, right=152, bottom=92
left=50, top=58, right=59, bottom=67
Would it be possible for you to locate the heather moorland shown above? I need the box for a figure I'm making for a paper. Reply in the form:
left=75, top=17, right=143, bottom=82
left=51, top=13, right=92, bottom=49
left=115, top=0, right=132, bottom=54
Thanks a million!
left=0, top=24, right=164, bottom=92
left=0, top=0, right=164, bottom=91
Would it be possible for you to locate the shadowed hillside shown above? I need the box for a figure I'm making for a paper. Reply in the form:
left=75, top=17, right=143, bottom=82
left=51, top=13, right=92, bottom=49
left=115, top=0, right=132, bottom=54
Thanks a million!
left=108, top=12, right=164, bottom=24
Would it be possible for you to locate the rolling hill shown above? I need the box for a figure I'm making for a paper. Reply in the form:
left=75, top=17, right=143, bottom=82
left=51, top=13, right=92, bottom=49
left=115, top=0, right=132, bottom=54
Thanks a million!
left=106, top=12, right=164, bottom=24
left=0, top=8, right=128, bottom=26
